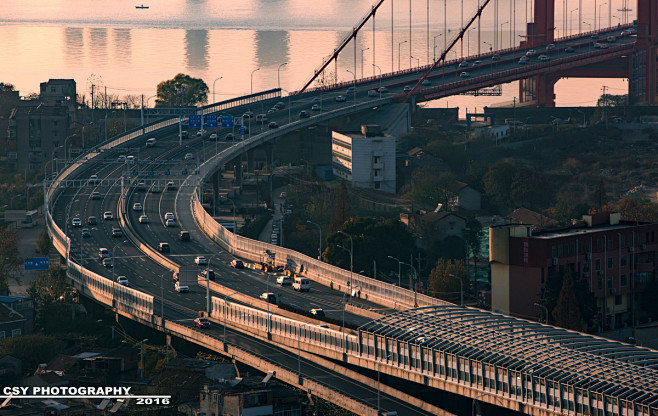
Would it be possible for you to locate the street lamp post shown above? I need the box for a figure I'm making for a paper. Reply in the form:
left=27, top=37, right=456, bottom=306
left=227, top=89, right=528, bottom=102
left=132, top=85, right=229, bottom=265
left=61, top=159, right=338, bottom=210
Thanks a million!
left=337, top=231, right=353, bottom=304
left=9, top=194, right=22, bottom=210
left=483, top=41, right=492, bottom=52
left=144, top=94, right=157, bottom=125
left=398, top=40, right=407, bottom=71
left=361, top=47, right=369, bottom=78
left=433, top=34, right=443, bottom=61
left=212, top=77, right=223, bottom=103
left=346, top=70, right=357, bottom=105
left=281, top=89, right=292, bottom=124
left=63, top=134, right=75, bottom=165
left=387, top=256, right=402, bottom=287
left=598, top=2, right=607, bottom=30
left=250, top=68, right=260, bottom=95
left=410, top=55, right=420, bottom=70
left=205, top=254, right=223, bottom=315
left=449, top=274, right=464, bottom=306
left=306, top=220, right=322, bottom=260
left=583, top=21, right=592, bottom=31
left=570, top=8, right=579, bottom=35
left=297, top=322, right=312, bottom=384
left=277, top=63, right=288, bottom=90
left=467, top=27, right=476, bottom=56
left=372, top=64, right=382, bottom=94
left=112, top=241, right=129, bottom=307
left=500, top=21, right=509, bottom=49
left=225, top=197, right=237, bottom=232
left=223, top=291, right=239, bottom=351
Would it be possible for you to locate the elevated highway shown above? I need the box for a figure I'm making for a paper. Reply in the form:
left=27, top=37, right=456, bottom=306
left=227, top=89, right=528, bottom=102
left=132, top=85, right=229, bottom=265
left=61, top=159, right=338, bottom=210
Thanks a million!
left=45, top=23, right=657, bottom=416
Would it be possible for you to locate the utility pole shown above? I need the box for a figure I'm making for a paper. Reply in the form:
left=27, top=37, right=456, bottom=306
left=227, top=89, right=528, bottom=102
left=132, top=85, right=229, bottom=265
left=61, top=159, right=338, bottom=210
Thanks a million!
left=602, top=85, right=608, bottom=129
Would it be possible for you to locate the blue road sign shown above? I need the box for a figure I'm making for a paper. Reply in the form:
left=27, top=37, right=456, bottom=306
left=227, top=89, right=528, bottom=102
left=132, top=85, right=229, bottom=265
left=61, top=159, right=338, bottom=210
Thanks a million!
left=204, top=114, right=218, bottom=128
left=132, top=170, right=139, bottom=176
left=189, top=115, right=202, bottom=128
left=164, top=170, right=170, bottom=176
left=148, top=171, right=154, bottom=176
left=24, top=257, right=49, bottom=271
left=239, top=126, right=245, bottom=135
left=221, top=115, right=234, bottom=128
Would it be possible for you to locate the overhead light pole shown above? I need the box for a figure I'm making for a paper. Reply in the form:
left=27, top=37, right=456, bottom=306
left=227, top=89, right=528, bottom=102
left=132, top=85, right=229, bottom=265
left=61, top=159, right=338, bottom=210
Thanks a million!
left=346, top=70, right=357, bottom=105
left=398, top=40, right=407, bottom=70
left=433, top=34, right=443, bottom=61
left=250, top=68, right=260, bottom=95
left=337, top=231, right=354, bottom=303
left=387, top=256, right=403, bottom=287
left=212, top=76, right=223, bottom=103
left=277, top=62, right=287, bottom=90
left=448, top=273, right=464, bottom=306
left=360, top=47, right=369, bottom=78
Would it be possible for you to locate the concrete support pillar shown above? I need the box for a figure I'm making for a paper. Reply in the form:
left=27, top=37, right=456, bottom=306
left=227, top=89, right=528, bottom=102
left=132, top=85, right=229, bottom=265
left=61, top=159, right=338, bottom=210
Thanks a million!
left=635, top=0, right=658, bottom=104
left=246, top=149, right=255, bottom=172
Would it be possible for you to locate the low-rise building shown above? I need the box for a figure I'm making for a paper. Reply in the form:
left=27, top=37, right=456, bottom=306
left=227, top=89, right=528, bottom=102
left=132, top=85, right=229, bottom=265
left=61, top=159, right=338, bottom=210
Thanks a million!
left=0, top=296, right=34, bottom=339
left=490, top=212, right=658, bottom=330
left=332, top=125, right=396, bottom=193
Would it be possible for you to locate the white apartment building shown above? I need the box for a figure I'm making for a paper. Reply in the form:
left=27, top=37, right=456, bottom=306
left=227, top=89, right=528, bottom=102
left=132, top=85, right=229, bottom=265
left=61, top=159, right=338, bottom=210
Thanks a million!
left=331, top=125, right=396, bottom=193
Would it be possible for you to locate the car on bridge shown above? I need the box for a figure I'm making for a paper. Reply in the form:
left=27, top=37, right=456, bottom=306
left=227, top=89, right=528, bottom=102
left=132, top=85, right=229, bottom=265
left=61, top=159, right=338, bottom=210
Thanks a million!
left=194, top=317, right=210, bottom=328
left=471, top=61, right=480, bottom=67
left=174, top=282, right=189, bottom=293
left=275, top=101, right=285, bottom=109
left=81, top=228, right=91, bottom=238
left=525, top=49, right=537, bottom=57
left=166, top=219, right=176, bottom=227
left=167, top=181, right=175, bottom=190
left=103, top=211, right=113, bottom=220
left=102, top=258, right=113, bottom=268
left=98, top=248, right=109, bottom=259
left=230, top=259, right=244, bottom=269
left=126, top=155, right=135, bottom=165
left=458, top=61, right=470, bottom=68
left=146, top=138, right=156, bottom=147
left=165, top=212, right=175, bottom=220
left=268, top=121, right=279, bottom=129
left=88, top=216, right=97, bottom=225
left=89, top=175, right=99, bottom=185
left=276, top=275, right=291, bottom=286
left=116, top=276, right=129, bottom=286
left=72, top=217, right=81, bottom=227
left=158, top=242, right=170, bottom=252
left=111, top=227, right=123, bottom=238
left=198, top=269, right=215, bottom=281
left=346, top=86, right=355, bottom=94
left=335, top=95, right=346, bottom=102
left=367, top=90, right=377, bottom=97
left=460, top=72, right=470, bottom=78
left=538, top=55, right=550, bottom=62
left=311, top=104, right=321, bottom=111
left=310, top=308, right=325, bottom=317
left=184, top=153, right=194, bottom=160
left=565, top=46, right=575, bottom=53
left=518, top=56, right=529, bottom=64
left=195, top=256, right=207, bottom=265
left=594, top=42, right=608, bottom=49
left=299, top=110, right=310, bottom=118
left=139, top=215, right=149, bottom=224
left=421, top=79, right=431, bottom=86
left=225, top=133, right=234, bottom=141
left=90, top=191, right=101, bottom=200
left=242, top=111, right=254, bottom=118
left=403, top=85, right=411, bottom=92
left=491, top=54, right=500, bottom=61
left=546, top=44, right=555, bottom=50
left=256, top=114, right=268, bottom=124
left=260, top=292, right=277, bottom=304
left=378, top=86, right=388, bottom=93
left=179, top=230, right=190, bottom=241
left=209, top=133, right=218, bottom=140
left=152, top=185, right=161, bottom=193
left=196, top=129, right=206, bottom=136
left=133, top=202, right=143, bottom=211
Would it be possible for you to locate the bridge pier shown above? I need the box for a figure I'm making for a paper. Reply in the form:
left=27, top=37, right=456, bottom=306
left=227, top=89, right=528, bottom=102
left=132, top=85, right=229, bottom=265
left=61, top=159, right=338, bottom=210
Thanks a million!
left=519, top=74, right=558, bottom=107
left=631, top=0, right=658, bottom=104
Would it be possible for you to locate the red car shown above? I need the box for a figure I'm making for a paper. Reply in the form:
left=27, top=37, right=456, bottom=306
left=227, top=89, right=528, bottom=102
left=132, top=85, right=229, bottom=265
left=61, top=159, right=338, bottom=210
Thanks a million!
left=194, top=317, right=210, bottom=328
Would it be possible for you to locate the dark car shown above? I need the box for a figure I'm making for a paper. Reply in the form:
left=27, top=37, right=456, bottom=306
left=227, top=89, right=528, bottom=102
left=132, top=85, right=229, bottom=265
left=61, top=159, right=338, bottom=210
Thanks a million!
left=88, top=216, right=97, bottom=225
left=230, top=260, right=244, bottom=269
left=198, top=269, right=215, bottom=281
left=299, top=110, right=310, bottom=118
left=158, top=242, right=170, bottom=252
left=268, top=121, right=279, bottom=129
left=111, top=227, right=123, bottom=238
left=179, top=230, right=190, bottom=241
left=194, top=317, right=210, bottom=328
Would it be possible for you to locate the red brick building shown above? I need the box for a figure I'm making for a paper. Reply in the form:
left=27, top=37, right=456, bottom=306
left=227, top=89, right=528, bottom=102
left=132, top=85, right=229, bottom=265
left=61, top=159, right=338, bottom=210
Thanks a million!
left=490, top=213, right=657, bottom=331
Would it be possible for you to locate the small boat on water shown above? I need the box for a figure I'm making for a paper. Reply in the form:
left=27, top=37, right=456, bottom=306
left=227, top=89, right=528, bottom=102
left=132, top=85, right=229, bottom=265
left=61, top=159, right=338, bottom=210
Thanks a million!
left=135, top=4, right=149, bottom=9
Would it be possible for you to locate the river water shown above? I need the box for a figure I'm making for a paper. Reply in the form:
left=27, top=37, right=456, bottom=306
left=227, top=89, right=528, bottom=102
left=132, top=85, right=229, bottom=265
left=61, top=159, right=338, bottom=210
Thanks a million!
left=0, top=0, right=627, bottom=113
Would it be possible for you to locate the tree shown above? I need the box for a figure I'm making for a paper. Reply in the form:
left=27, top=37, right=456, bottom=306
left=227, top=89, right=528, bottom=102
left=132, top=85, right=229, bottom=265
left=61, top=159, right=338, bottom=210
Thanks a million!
left=552, top=269, right=587, bottom=331
left=0, top=228, right=21, bottom=295
left=28, top=267, right=76, bottom=331
left=328, top=182, right=352, bottom=234
left=427, top=258, right=467, bottom=303
left=36, top=230, right=51, bottom=256
left=0, top=334, right=63, bottom=373
left=155, top=73, right=208, bottom=107
left=463, top=216, right=484, bottom=279
left=402, top=167, right=458, bottom=210
left=591, top=180, right=608, bottom=212
left=324, top=217, right=415, bottom=279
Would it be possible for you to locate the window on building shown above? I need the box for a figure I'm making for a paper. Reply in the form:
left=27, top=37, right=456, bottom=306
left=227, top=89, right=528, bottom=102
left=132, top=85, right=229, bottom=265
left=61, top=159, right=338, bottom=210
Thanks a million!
left=621, top=255, right=627, bottom=267
left=53, top=121, right=58, bottom=127
left=607, top=276, right=613, bottom=289
left=620, top=236, right=625, bottom=249
left=50, top=87, right=56, bottom=92
left=53, top=130, right=58, bottom=137
left=608, top=257, right=613, bottom=269
left=570, top=243, right=575, bottom=256
left=621, top=274, right=627, bottom=286
left=597, top=238, right=603, bottom=252
left=11, top=329, right=21, bottom=337
left=558, top=245, right=563, bottom=257
left=449, top=221, right=455, bottom=230
left=0, top=331, right=4, bottom=340
left=552, top=246, right=557, bottom=257
left=595, top=258, right=601, bottom=271
left=597, top=278, right=603, bottom=290
left=608, top=237, right=614, bottom=250
left=582, top=261, right=590, bottom=273
left=615, top=295, right=622, bottom=305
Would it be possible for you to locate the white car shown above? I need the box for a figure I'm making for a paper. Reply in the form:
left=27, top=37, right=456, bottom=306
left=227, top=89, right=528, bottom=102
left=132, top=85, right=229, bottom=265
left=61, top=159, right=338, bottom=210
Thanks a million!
left=139, top=215, right=149, bottom=224
left=538, top=55, right=550, bottom=62
left=184, top=153, right=194, bottom=160
left=165, top=212, right=175, bottom=220
left=125, top=155, right=135, bottom=165
left=196, top=129, right=206, bottom=136
left=209, top=133, right=218, bottom=140
left=103, top=211, right=113, bottom=220
left=89, top=175, right=98, bottom=185
left=116, top=276, right=129, bottom=286
left=132, top=202, right=143, bottom=211
left=526, top=49, right=537, bottom=57
left=194, top=256, right=207, bottom=265
left=276, top=275, right=291, bottom=286
left=145, top=138, right=156, bottom=147
left=166, top=218, right=176, bottom=227
left=71, top=217, right=82, bottom=227
left=175, top=282, right=189, bottom=293
left=335, top=95, right=347, bottom=102
left=460, top=71, right=470, bottom=78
